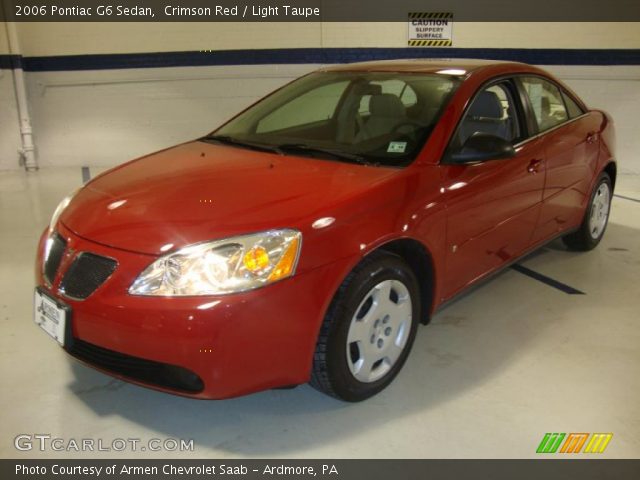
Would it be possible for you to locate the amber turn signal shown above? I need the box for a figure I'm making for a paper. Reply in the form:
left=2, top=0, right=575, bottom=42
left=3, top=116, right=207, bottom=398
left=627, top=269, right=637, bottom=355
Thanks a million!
left=243, top=246, right=270, bottom=273
left=268, top=236, right=300, bottom=281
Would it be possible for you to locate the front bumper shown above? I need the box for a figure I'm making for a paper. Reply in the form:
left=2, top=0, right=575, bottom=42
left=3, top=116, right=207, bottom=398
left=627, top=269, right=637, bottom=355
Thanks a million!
left=35, top=224, right=350, bottom=399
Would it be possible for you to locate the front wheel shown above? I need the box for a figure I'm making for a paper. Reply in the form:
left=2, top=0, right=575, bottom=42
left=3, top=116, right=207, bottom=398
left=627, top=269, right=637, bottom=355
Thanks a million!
left=563, top=172, right=612, bottom=251
left=310, top=252, right=420, bottom=402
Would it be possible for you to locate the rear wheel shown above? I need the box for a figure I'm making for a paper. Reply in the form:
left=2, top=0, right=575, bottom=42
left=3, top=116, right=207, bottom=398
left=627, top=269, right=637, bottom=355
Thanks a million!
left=310, top=252, right=420, bottom=401
left=563, top=172, right=612, bottom=251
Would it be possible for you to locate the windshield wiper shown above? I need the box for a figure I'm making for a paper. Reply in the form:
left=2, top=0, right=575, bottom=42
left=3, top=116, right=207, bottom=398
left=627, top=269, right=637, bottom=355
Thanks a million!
left=201, top=135, right=283, bottom=155
left=277, top=143, right=376, bottom=166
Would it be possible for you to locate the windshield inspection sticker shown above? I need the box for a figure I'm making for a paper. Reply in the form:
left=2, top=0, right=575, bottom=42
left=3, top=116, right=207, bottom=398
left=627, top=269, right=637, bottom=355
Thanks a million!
left=387, top=141, right=407, bottom=153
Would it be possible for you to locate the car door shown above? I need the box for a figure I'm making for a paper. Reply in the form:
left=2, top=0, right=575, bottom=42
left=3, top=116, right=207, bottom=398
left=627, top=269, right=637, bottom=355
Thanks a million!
left=518, top=76, right=601, bottom=242
left=441, top=79, right=546, bottom=298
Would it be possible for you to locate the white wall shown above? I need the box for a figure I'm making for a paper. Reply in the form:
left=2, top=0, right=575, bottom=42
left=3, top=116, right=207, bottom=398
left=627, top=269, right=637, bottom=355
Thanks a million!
left=0, top=23, right=23, bottom=171
left=546, top=66, right=640, bottom=175
left=2, top=22, right=639, bottom=173
left=25, top=65, right=314, bottom=167
left=15, top=22, right=322, bottom=55
left=15, top=22, right=640, bottom=54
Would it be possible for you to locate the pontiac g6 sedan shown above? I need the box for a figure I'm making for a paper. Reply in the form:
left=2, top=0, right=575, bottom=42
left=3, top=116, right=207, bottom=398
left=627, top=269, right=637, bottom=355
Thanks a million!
left=35, top=59, right=615, bottom=401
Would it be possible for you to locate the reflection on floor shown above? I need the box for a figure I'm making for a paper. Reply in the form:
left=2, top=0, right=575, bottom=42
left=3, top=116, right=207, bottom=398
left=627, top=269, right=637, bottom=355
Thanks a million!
left=1, top=168, right=639, bottom=459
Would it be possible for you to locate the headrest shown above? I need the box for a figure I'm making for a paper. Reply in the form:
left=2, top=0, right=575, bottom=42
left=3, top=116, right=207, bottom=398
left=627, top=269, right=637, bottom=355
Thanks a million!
left=469, top=91, right=503, bottom=119
left=370, top=94, right=406, bottom=118
left=353, top=83, right=383, bottom=96
left=541, top=96, right=551, bottom=115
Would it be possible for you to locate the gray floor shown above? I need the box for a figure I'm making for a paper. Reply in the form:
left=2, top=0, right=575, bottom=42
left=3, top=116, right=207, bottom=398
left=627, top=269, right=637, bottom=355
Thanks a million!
left=1, top=168, right=639, bottom=459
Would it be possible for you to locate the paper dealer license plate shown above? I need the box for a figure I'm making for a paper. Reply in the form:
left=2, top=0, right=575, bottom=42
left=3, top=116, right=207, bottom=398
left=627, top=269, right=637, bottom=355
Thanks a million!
left=34, top=288, right=70, bottom=346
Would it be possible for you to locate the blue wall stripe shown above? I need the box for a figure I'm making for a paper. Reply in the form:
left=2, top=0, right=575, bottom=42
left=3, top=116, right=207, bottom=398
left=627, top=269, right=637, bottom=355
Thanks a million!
left=0, top=54, right=22, bottom=70
left=1, top=48, right=639, bottom=72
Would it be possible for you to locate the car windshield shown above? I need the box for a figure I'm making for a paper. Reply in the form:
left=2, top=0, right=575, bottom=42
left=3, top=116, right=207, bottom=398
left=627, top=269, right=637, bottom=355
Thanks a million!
left=209, top=71, right=461, bottom=167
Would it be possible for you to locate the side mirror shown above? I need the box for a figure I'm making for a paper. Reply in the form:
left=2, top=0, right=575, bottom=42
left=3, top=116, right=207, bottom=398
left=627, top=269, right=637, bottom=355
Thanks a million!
left=449, top=133, right=516, bottom=164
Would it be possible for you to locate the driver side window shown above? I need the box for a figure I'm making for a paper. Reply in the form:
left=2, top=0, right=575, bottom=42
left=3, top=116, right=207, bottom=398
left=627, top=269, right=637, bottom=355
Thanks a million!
left=454, top=82, right=521, bottom=151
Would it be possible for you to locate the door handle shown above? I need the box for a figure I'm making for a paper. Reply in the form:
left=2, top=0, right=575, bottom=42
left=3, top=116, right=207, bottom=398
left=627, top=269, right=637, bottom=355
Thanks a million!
left=527, top=159, right=543, bottom=174
left=586, top=132, right=598, bottom=144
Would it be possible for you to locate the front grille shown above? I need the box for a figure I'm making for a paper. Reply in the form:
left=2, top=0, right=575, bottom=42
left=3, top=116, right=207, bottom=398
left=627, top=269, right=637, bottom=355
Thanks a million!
left=60, top=252, right=117, bottom=299
left=67, top=339, right=204, bottom=393
left=43, top=233, right=66, bottom=285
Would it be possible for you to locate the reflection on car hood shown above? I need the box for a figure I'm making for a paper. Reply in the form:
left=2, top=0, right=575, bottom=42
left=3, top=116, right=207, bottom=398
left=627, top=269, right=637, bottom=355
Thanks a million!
left=61, top=141, right=398, bottom=255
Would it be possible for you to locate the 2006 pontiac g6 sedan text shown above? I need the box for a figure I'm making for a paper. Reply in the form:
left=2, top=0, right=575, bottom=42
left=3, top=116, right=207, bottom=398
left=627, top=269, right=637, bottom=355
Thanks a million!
left=35, top=59, right=616, bottom=401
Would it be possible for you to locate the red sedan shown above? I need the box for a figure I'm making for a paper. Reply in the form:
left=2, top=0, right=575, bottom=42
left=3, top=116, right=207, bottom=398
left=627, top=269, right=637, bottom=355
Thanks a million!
left=34, top=59, right=615, bottom=401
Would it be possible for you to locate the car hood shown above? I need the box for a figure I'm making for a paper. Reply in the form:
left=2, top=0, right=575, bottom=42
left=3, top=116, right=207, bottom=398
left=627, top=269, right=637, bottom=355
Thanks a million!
left=61, top=141, right=399, bottom=255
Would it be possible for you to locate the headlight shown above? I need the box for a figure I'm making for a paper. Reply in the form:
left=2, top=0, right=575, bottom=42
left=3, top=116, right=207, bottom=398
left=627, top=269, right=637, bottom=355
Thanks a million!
left=49, top=188, right=80, bottom=232
left=129, top=229, right=302, bottom=296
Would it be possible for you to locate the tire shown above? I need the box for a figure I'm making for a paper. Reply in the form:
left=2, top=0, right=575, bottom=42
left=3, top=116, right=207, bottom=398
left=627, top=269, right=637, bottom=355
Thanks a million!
left=562, top=172, right=612, bottom=251
left=310, top=251, right=420, bottom=402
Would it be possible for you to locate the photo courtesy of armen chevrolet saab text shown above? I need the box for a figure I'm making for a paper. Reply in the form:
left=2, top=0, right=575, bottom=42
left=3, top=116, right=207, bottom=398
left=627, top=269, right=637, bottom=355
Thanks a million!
left=34, top=59, right=616, bottom=402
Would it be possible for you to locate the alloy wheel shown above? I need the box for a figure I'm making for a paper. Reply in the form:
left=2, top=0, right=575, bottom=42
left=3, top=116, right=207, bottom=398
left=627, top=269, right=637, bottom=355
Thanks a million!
left=346, top=279, right=413, bottom=383
left=589, top=182, right=611, bottom=239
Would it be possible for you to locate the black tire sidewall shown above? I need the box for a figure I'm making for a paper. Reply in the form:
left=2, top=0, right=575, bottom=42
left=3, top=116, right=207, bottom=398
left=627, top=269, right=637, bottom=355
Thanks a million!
left=324, top=255, right=421, bottom=402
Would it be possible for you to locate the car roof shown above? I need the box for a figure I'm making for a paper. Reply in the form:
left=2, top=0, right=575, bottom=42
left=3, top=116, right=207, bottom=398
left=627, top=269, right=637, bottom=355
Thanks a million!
left=317, top=58, right=585, bottom=111
left=320, top=58, right=535, bottom=75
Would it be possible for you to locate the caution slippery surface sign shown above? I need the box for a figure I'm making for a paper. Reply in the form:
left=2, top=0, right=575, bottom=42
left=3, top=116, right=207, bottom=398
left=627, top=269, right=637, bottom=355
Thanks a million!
left=408, top=12, right=453, bottom=47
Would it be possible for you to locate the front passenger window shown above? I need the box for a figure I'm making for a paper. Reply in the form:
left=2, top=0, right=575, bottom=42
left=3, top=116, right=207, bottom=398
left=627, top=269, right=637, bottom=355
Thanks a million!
left=455, top=83, right=520, bottom=150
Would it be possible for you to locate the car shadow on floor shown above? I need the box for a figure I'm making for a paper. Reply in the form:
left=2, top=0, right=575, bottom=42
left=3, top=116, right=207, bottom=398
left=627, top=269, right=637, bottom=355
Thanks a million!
left=64, top=221, right=638, bottom=456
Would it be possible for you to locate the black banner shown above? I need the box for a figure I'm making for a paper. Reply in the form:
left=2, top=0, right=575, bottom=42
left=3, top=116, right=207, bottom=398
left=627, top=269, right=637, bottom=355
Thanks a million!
left=3, top=459, right=640, bottom=480
left=1, top=0, right=640, bottom=22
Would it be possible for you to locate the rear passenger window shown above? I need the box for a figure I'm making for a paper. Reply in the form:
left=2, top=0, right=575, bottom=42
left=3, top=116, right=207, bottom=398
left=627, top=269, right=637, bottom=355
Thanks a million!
left=521, top=77, right=569, bottom=131
left=562, top=91, right=584, bottom=119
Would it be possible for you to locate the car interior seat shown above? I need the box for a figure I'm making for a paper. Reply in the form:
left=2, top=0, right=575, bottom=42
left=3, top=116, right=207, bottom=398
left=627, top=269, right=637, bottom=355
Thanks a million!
left=539, top=96, right=553, bottom=130
left=354, top=93, right=406, bottom=142
left=459, top=90, right=510, bottom=144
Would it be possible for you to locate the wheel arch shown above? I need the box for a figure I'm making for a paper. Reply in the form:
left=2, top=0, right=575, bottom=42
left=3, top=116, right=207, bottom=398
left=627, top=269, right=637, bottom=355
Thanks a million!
left=603, top=160, right=617, bottom=190
left=375, top=238, right=436, bottom=325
